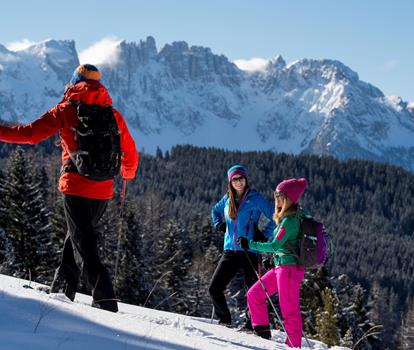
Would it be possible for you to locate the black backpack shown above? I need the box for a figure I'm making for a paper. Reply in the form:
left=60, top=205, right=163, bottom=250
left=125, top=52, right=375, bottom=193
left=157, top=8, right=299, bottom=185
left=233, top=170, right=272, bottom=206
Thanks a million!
left=63, top=101, right=121, bottom=181
left=287, top=215, right=328, bottom=269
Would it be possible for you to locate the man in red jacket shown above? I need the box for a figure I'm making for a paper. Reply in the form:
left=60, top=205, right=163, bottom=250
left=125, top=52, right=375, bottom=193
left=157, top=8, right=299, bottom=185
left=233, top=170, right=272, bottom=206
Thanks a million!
left=0, top=64, right=139, bottom=312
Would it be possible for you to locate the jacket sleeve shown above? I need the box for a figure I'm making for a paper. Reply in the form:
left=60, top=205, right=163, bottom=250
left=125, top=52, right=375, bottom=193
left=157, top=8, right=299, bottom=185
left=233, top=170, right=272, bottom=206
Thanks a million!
left=256, top=193, right=276, bottom=239
left=211, top=195, right=227, bottom=229
left=249, top=216, right=298, bottom=253
left=114, top=110, right=139, bottom=180
left=0, top=106, right=63, bottom=144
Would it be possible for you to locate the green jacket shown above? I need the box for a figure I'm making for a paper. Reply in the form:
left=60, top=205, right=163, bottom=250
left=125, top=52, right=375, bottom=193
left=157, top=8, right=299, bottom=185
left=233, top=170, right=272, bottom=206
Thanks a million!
left=249, top=211, right=308, bottom=266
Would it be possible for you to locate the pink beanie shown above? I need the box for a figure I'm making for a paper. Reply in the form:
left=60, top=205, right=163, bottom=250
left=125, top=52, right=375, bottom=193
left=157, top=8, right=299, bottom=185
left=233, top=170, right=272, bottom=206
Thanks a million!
left=276, top=178, right=308, bottom=204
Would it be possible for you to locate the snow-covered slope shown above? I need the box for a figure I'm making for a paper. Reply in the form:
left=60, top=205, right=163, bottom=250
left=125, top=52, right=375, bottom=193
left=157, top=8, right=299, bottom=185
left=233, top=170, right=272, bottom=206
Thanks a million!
left=1, top=37, right=413, bottom=171
left=0, top=274, right=348, bottom=350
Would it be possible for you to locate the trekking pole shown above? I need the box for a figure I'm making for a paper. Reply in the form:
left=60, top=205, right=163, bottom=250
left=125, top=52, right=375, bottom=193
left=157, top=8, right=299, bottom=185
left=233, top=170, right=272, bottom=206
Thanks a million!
left=211, top=306, right=215, bottom=324
left=120, top=178, right=127, bottom=213
left=114, top=179, right=128, bottom=285
left=242, top=249, right=294, bottom=347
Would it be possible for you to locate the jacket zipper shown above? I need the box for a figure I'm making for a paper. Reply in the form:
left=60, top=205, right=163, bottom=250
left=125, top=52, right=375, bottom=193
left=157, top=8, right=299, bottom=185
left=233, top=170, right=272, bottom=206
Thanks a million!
left=233, top=189, right=250, bottom=252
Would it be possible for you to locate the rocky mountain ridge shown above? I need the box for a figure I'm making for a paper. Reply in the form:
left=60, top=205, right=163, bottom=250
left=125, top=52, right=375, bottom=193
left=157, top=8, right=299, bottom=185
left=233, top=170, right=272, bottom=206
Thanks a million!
left=0, top=37, right=413, bottom=171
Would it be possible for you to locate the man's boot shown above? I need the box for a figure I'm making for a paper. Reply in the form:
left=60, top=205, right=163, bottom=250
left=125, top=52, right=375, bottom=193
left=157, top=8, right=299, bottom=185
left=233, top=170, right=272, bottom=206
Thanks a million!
left=50, top=270, right=77, bottom=302
left=92, top=299, right=118, bottom=313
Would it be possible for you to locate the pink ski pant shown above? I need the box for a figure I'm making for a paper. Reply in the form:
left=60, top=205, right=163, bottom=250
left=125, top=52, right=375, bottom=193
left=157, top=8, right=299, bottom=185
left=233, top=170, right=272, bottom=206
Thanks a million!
left=247, top=265, right=305, bottom=348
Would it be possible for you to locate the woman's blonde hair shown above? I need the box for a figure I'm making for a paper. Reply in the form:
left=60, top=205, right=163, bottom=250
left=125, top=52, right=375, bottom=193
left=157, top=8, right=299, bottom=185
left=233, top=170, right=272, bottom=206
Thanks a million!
left=227, top=179, right=249, bottom=220
left=273, top=191, right=298, bottom=225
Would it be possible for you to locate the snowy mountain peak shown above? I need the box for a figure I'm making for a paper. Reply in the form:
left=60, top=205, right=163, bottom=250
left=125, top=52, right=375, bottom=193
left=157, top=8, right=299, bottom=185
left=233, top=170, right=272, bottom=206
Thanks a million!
left=21, top=39, right=76, bottom=59
left=0, top=43, right=10, bottom=54
left=286, top=58, right=357, bottom=83
left=159, top=40, right=240, bottom=81
left=114, top=36, right=158, bottom=65
left=267, top=55, right=286, bottom=71
left=139, top=35, right=158, bottom=58
left=0, top=37, right=413, bottom=171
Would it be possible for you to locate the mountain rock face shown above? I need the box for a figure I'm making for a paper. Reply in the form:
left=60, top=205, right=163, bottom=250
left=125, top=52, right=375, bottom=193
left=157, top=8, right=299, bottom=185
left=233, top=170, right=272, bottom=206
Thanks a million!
left=1, top=37, right=413, bottom=171
left=0, top=40, right=78, bottom=122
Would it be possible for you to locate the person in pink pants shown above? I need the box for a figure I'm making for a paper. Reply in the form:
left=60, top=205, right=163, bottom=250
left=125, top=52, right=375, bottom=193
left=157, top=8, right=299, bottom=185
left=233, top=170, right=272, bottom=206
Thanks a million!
left=238, top=178, right=309, bottom=348
left=247, top=264, right=305, bottom=347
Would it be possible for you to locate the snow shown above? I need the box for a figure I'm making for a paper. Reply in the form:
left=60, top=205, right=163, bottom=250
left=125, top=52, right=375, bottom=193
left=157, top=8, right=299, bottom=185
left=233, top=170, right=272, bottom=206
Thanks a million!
left=6, top=39, right=37, bottom=52
left=0, top=274, right=349, bottom=350
left=383, top=95, right=404, bottom=112
left=1, top=37, right=414, bottom=170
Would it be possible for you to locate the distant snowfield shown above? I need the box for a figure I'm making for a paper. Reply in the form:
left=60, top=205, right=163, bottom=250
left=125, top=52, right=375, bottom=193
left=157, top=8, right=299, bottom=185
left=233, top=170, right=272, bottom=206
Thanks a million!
left=0, top=274, right=350, bottom=350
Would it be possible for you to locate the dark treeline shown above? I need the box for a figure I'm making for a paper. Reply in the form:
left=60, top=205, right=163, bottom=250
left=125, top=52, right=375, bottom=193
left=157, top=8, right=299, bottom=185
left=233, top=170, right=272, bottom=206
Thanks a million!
left=0, top=142, right=413, bottom=349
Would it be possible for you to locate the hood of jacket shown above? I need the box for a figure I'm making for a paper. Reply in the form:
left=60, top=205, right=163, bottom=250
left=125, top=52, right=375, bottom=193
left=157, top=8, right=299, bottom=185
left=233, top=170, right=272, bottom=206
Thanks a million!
left=62, top=80, right=113, bottom=106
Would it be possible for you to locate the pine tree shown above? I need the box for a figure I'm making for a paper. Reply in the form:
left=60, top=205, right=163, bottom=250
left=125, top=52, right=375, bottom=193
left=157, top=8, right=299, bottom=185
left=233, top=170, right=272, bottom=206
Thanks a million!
left=154, top=219, right=192, bottom=312
left=0, top=169, right=6, bottom=228
left=115, top=209, right=143, bottom=305
left=400, top=296, right=414, bottom=349
left=49, top=194, right=67, bottom=267
left=316, top=287, right=340, bottom=346
left=341, top=327, right=354, bottom=348
left=182, top=250, right=215, bottom=317
left=182, top=218, right=220, bottom=317
left=301, top=267, right=332, bottom=336
left=368, top=281, right=397, bottom=349
left=0, top=227, right=14, bottom=274
left=349, top=285, right=375, bottom=350
left=134, top=191, right=170, bottom=309
left=2, top=147, right=54, bottom=282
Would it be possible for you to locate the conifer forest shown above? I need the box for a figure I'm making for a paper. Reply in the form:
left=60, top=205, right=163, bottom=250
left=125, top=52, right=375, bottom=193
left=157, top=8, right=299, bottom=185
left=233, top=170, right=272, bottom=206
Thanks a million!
left=0, top=141, right=413, bottom=350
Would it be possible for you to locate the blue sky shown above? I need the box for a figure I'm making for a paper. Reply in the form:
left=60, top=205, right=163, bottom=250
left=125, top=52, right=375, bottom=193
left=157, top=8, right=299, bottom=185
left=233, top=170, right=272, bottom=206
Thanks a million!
left=1, top=0, right=413, bottom=101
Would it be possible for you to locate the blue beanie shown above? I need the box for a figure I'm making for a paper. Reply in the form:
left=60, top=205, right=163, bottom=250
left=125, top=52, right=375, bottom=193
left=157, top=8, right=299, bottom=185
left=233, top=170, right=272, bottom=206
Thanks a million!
left=227, top=165, right=248, bottom=182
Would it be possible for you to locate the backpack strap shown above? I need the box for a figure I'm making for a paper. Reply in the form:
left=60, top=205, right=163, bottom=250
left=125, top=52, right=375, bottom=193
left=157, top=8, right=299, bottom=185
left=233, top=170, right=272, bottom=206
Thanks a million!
left=60, top=100, right=83, bottom=175
left=66, top=100, right=81, bottom=107
left=285, top=214, right=303, bottom=264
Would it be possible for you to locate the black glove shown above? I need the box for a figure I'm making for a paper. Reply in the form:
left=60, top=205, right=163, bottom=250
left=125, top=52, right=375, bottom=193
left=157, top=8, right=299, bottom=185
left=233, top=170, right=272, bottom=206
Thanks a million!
left=253, top=225, right=267, bottom=242
left=216, top=222, right=226, bottom=234
left=238, top=237, right=249, bottom=250
left=262, top=256, right=275, bottom=270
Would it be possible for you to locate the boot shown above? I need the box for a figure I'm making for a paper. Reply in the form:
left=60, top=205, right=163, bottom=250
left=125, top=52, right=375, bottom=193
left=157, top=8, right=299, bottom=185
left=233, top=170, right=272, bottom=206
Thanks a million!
left=92, top=299, right=118, bottom=313
left=253, top=325, right=271, bottom=340
left=218, top=320, right=232, bottom=328
left=50, top=271, right=77, bottom=302
left=64, top=283, right=77, bottom=302
left=237, top=319, right=253, bottom=332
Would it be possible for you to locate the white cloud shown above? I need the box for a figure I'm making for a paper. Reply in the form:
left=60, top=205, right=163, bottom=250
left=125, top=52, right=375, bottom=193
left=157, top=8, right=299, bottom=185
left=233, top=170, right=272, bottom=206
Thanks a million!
left=6, top=39, right=36, bottom=52
left=233, top=57, right=269, bottom=72
left=79, top=36, right=123, bottom=66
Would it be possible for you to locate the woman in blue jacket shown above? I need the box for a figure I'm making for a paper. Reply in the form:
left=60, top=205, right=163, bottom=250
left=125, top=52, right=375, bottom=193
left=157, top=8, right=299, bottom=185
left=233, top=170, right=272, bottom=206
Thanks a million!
left=209, top=165, right=275, bottom=328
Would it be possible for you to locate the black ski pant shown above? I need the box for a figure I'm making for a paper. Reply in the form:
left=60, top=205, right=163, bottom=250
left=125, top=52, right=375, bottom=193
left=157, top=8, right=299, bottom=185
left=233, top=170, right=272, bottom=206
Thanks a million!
left=208, top=250, right=259, bottom=324
left=54, top=194, right=115, bottom=302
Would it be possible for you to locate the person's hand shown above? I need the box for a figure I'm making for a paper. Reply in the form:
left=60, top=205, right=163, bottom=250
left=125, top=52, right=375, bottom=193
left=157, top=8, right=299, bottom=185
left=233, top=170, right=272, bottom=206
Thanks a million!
left=262, top=256, right=275, bottom=270
left=253, top=225, right=266, bottom=242
left=238, top=237, right=249, bottom=250
left=216, top=222, right=226, bottom=234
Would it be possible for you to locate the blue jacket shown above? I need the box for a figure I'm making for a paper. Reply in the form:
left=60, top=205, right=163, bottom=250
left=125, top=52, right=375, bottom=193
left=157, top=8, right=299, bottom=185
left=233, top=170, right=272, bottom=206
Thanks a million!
left=211, top=188, right=275, bottom=252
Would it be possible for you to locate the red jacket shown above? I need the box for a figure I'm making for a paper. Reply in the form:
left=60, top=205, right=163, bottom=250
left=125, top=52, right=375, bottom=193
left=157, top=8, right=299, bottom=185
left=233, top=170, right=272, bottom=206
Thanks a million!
left=0, top=81, right=139, bottom=200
